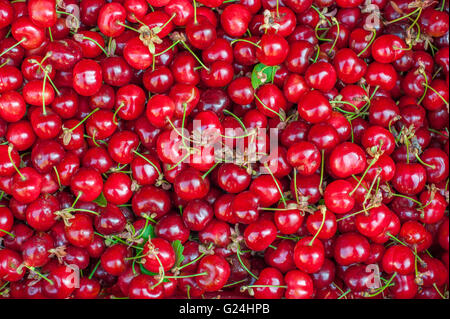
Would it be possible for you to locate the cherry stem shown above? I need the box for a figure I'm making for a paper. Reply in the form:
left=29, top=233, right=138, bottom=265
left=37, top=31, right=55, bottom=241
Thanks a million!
left=310, top=5, right=332, bottom=26
left=433, top=284, right=446, bottom=299
left=276, top=235, right=300, bottom=241
left=223, top=109, right=247, bottom=133
left=328, top=17, right=340, bottom=54
left=309, top=206, right=326, bottom=246
left=193, top=0, right=198, bottom=24
left=254, top=94, right=285, bottom=121
left=155, top=40, right=179, bottom=57
left=53, top=166, right=62, bottom=188
left=78, top=35, right=109, bottom=57
left=0, top=229, right=15, bottom=237
left=42, top=72, right=48, bottom=116
left=408, top=8, right=423, bottom=32
left=417, top=70, right=429, bottom=106
left=201, top=161, right=220, bottom=180
left=230, top=39, right=261, bottom=49
left=25, top=266, right=54, bottom=285
left=164, top=272, right=207, bottom=279
left=319, top=150, right=325, bottom=195
left=264, top=164, right=287, bottom=206
left=113, top=103, right=125, bottom=125
left=158, top=13, right=177, bottom=34
left=66, top=208, right=100, bottom=216
left=116, top=21, right=140, bottom=33
left=236, top=243, right=258, bottom=280
left=48, top=27, right=53, bottom=42
left=386, top=7, right=421, bottom=25
left=415, top=153, right=435, bottom=169
left=0, top=38, right=26, bottom=58
left=349, top=155, right=379, bottom=197
left=181, top=41, right=209, bottom=71
left=88, top=260, right=101, bottom=280
left=330, top=100, right=360, bottom=113
left=312, top=45, right=320, bottom=64
left=293, top=168, right=300, bottom=205
left=132, top=151, right=163, bottom=178
left=7, top=145, right=24, bottom=180
left=69, top=108, right=100, bottom=132
left=387, top=233, right=425, bottom=264
left=423, top=84, right=449, bottom=106
left=150, top=252, right=166, bottom=289
left=336, top=206, right=374, bottom=222
left=364, top=272, right=397, bottom=298
left=177, top=243, right=213, bottom=271
left=357, top=29, right=376, bottom=57
left=0, top=60, right=9, bottom=68
left=337, top=289, right=352, bottom=299
left=223, top=279, right=247, bottom=288
left=71, top=191, right=82, bottom=208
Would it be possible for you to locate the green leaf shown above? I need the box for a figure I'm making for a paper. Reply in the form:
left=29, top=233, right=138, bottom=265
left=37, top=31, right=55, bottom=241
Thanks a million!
left=139, top=223, right=156, bottom=243
left=139, top=264, right=169, bottom=282
left=251, top=63, right=279, bottom=89
left=92, top=192, right=107, bottom=207
left=172, top=240, right=185, bottom=268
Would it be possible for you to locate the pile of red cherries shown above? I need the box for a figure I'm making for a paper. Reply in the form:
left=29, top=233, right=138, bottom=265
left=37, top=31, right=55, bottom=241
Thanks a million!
left=0, top=0, right=449, bottom=299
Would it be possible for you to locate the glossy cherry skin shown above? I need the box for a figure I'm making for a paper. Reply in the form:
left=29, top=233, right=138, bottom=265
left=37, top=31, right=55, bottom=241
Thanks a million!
left=25, top=194, right=59, bottom=232
left=186, top=15, right=217, bottom=50
left=94, top=204, right=127, bottom=235
left=284, top=270, right=314, bottom=299
left=297, top=90, right=331, bottom=123
left=328, top=142, right=366, bottom=179
left=72, top=59, right=103, bottom=96
left=421, top=148, right=449, bottom=184
left=365, top=62, right=398, bottom=91
left=391, top=163, right=427, bottom=195
left=65, top=213, right=94, bottom=248
left=11, top=167, right=43, bottom=204
left=382, top=245, right=415, bottom=275
left=221, top=4, right=252, bottom=37
left=251, top=267, right=286, bottom=299
left=155, top=214, right=190, bottom=243
left=101, top=244, right=131, bottom=276
left=216, top=163, right=251, bottom=194
left=11, top=17, right=46, bottom=50
left=293, top=236, right=325, bottom=274
left=324, top=180, right=355, bottom=214
left=244, top=219, right=277, bottom=251
left=0, top=248, right=24, bottom=282
left=199, top=219, right=232, bottom=248
left=0, top=145, right=20, bottom=177
left=306, top=208, right=337, bottom=240
left=256, top=34, right=289, bottom=66
left=287, top=141, right=321, bottom=176
left=355, top=204, right=392, bottom=238
left=305, top=62, right=337, bottom=92
left=196, top=255, right=231, bottom=292
left=128, top=274, right=165, bottom=299
left=132, top=185, right=171, bottom=219
left=182, top=199, right=214, bottom=231
left=97, top=2, right=127, bottom=37
left=173, top=168, right=210, bottom=201
left=141, top=238, right=175, bottom=273
left=5, top=120, right=35, bottom=151
left=108, top=131, right=139, bottom=164
left=70, top=168, right=103, bottom=202
left=0, top=207, right=13, bottom=238
left=334, top=232, right=370, bottom=266
left=28, top=0, right=56, bottom=28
